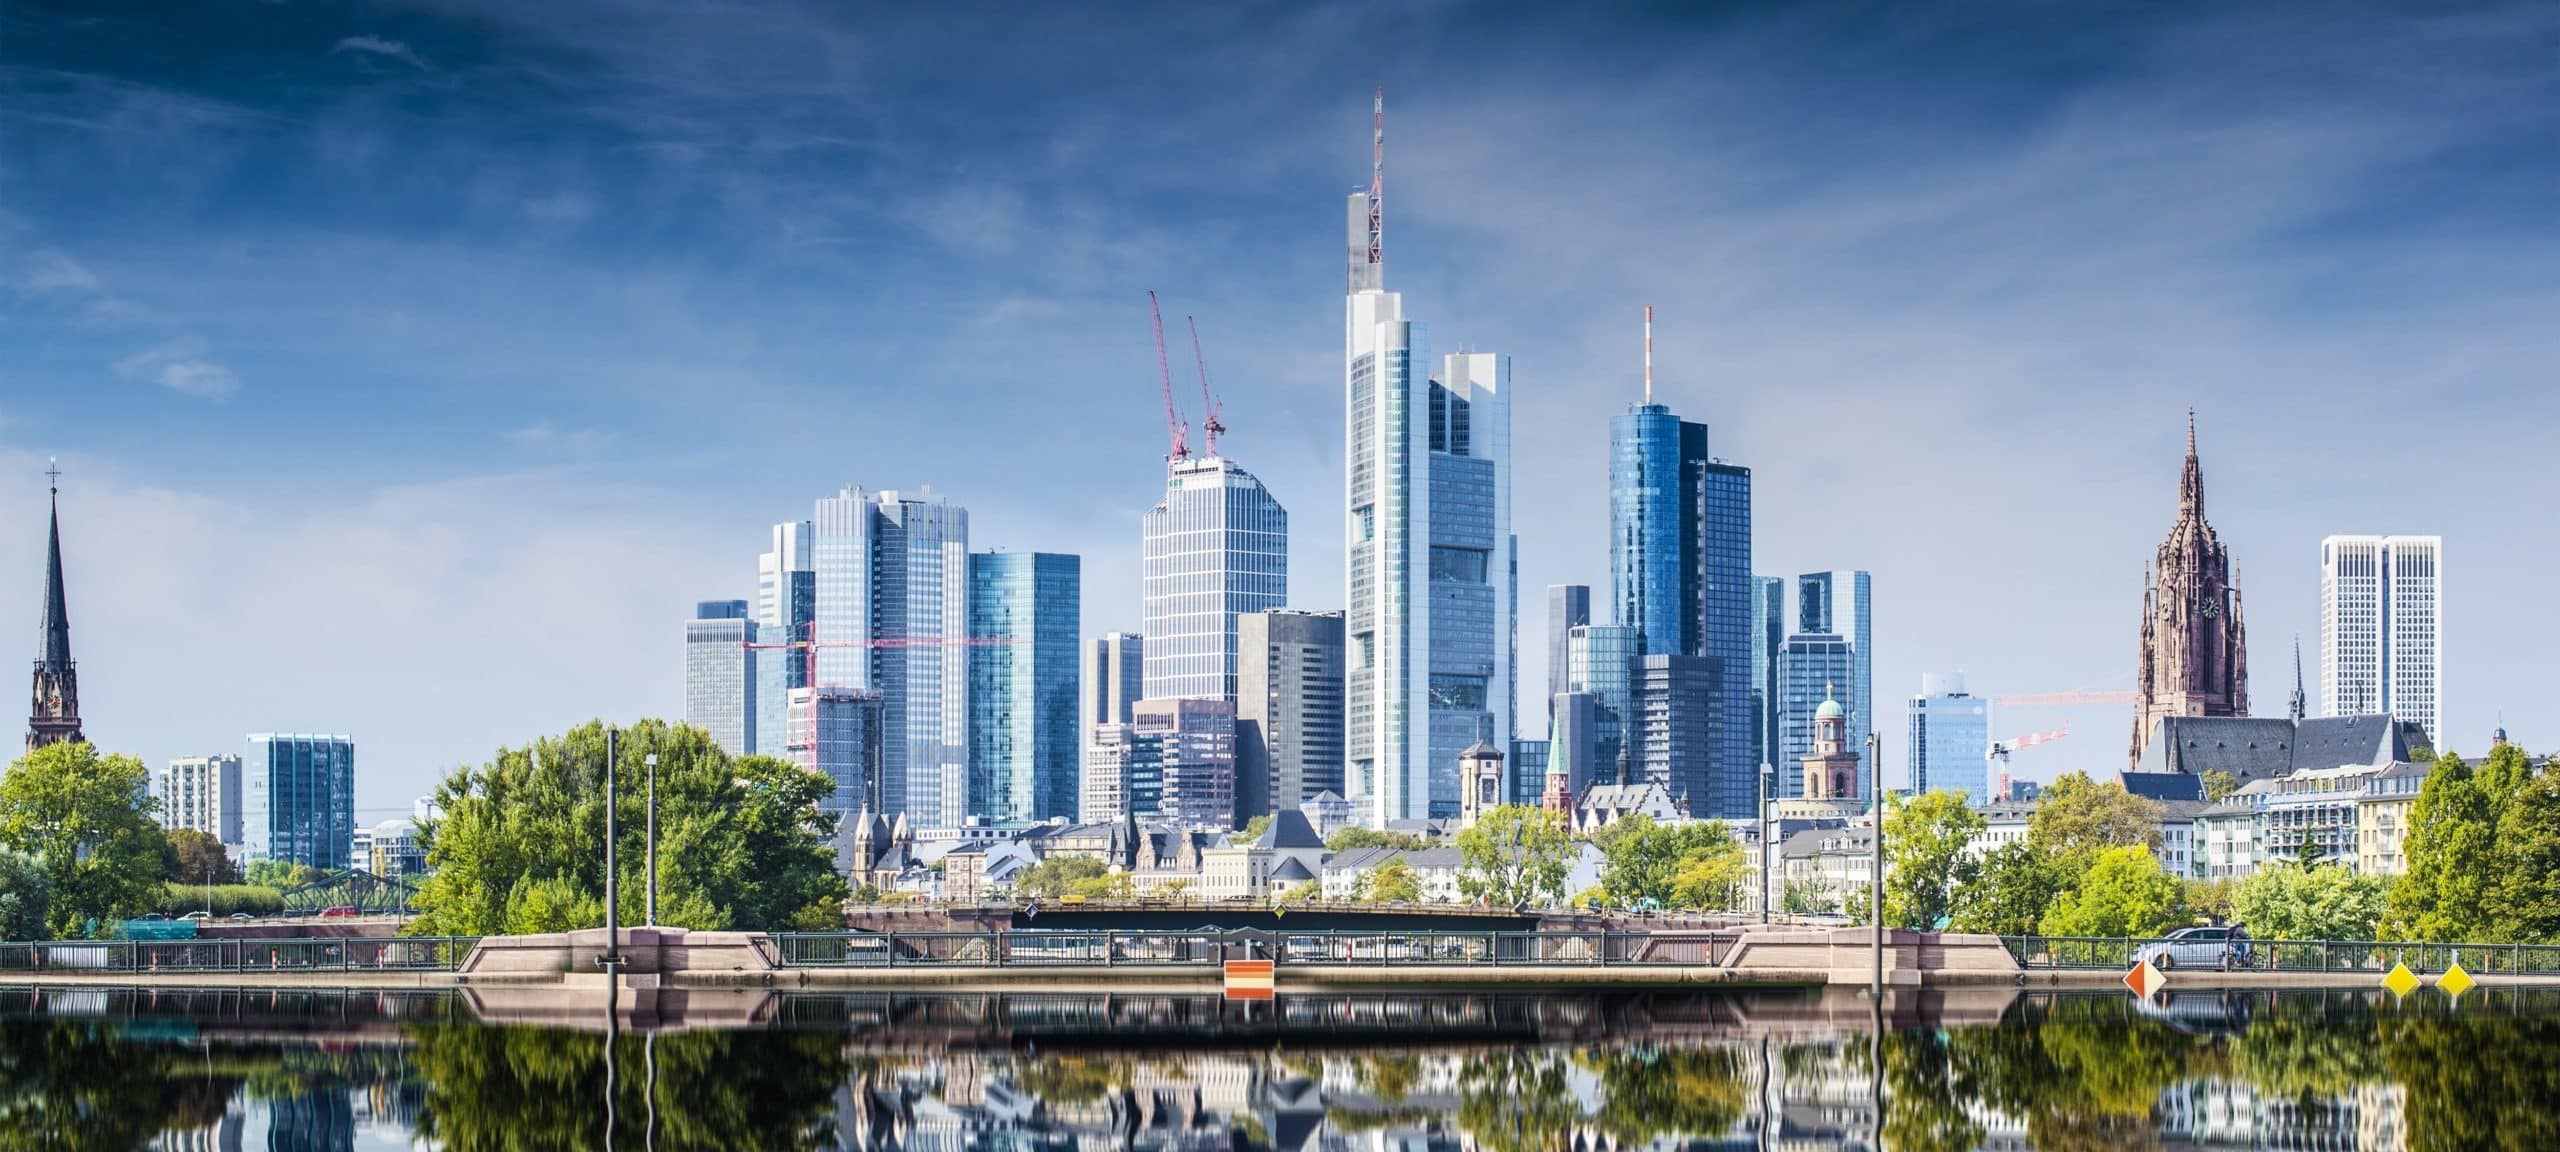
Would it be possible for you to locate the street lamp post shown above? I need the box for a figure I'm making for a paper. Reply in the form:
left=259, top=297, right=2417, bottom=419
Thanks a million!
left=1867, top=731, right=1883, bottom=999
left=602, top=727, right=621, bottom=970
left=644, top=751, right=659, bottom=926
left=1758, top=762, right=1774, bottom=925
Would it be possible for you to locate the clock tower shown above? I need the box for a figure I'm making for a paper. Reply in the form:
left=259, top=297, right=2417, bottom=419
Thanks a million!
left=2130, top=413, right=2248, bottom=767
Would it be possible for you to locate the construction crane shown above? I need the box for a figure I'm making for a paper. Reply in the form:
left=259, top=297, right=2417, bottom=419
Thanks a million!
left=1986, top=727, right=2070, bottom=803
left=1149, top=291, right=1188, bottom=466
left=1187, top=314, right=1224, bottom=458
left=1992, top=689, right=2137, bottom=708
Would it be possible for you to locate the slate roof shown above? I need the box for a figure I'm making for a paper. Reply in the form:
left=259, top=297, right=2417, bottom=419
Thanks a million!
left=1271, top=857, right=1317, bottom=883
left=2121, top=771, right=2206, bottom=803
left=1255, top=809, right=1327, bottom=850
left=1321, top=846, right=1401, bottom=875
left=2141, top=714, right=2431, bottom=783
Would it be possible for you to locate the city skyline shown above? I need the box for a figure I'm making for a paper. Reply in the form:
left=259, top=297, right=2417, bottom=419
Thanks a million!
left=3, top=3, right=2552, bottom=817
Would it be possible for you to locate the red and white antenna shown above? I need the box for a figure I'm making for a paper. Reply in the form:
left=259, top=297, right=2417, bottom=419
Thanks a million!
left=1150, top=291, right=1189, bottom=467
left=1367, top=86, right=1384, bottom=273
left=1188, top=315, right=1224, bottom=458
left=1643, top=304, right=1654, bottom=405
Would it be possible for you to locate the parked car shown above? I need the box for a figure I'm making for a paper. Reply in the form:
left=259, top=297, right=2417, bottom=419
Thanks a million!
left=181, top=911, right=211, bottom=921
left=2134, top=925, right=2242, bottom=970
left=318, top=905, right=362, bottom=919
left=227, top=912, right=258, bottom=921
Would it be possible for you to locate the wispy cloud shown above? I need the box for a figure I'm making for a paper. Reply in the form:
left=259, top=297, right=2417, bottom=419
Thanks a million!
left=21, top=251, right=101, bottom=295
left=330, top=35, right=432, bottom=72
left=114, top=343, right=239, bottom=400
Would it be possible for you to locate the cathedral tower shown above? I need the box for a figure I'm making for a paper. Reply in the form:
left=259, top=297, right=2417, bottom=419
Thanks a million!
left=28, top=463, right=83, bottom=753
left=2130, top=414, right=2248, bottom=766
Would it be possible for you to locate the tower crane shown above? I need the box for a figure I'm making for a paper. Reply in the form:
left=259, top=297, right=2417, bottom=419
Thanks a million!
left=1986, top=727, right=2070, bottom=803
left=1149, top=291, right=1188, bottom=466
left=1188, top=314, right=1224, bottom=458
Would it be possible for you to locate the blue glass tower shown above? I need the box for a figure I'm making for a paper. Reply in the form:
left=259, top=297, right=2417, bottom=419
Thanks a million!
left=1697, top=461, right=1755, bottom=819
left=1609, top=405, right=1708, bottom=655
left=967, top=552, right=1082, bottom=822
left=244, top=734, right=355, bottom=869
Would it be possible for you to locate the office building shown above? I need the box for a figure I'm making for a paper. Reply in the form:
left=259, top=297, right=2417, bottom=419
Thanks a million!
left=812, top=486, right=969, bottom=825
left=1565, top=624, right=1640, bottom=786
left=245, top=734, right=356, bottom=869
left=1141, top=456, right=1288, bottom=702
left=788, top=688, right=884, bottom=818
left=1794, top=570, right=1873, bottom=739
left=159, top=754, right=243, bottom=847
left=1549, top=691, right=1603, bottom=800
left=2131, top=414, right=2249, bottom=767
left=367, top=818, right=424, bottom=878
left=1510, top=738, right=1550, bottom=807
left=1081, top=724, right=1154, bottom=824
left=1632, top=654, right=1715, bottom=812
left=754, top=521, right=814, bottom=758
left=1235, top=609, right=1345, bottom=820
left=1696, top=461, right=1755, bottom=820
left=1909, top=673, right=1990, bottom=802
left=2320, top=534, right=2441, bottom=745
left=966, top=552, right=1081, bottom=823
left=1546, top=583, right=1590, bottom=727
left=1779, top=633, right=1857, bottom=800
left=1132, top=697, right=1237, bottom=829
left=682, top=599, right=758, bottom=757
left=1082, top=632, right=1144, bottom=731
left=1343, top=103, right=1514, bottom=826
left=1750, top=576, right=1784, bottom=775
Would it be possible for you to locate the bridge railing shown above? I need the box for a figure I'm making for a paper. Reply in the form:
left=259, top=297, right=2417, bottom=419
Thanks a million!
left=0, top=936, right=480, bottom=974
left=769, top=929, right=1734, bottom=969
left=2001, top=935, right=2560, bottom=974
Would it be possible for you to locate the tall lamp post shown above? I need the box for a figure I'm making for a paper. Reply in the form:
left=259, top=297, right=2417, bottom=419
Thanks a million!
left=1866, top=731, right=1883, bottom=998
left=1758, top=762, right=1774, bottom=925
left=602, top=727, right=621, bottom=970
left=644, top=751, right=660, bottom=926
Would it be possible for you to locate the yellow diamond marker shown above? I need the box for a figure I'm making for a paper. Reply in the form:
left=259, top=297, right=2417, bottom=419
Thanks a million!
left=2438, top=960, right=2477, bottom=999
left=2383, top=961, right=2422, bottom=998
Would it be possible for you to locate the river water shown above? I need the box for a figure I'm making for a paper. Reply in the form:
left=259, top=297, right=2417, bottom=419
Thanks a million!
left=0, top=984, right=2549, bottom=1149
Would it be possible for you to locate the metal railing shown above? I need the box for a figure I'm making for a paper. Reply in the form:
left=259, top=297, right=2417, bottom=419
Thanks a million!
left=0, top=937, right=479, bottom=974
left=2002, top=935, right=2560, bottom=975
left=770, top=929, right=1734, bottom=969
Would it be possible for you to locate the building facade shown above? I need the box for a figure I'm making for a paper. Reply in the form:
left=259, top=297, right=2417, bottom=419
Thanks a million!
left=682, top=599, right=757, bottom=757
left=1343, top=141, right=1514, bottom=825
left=1132, top=697, right=1237, bottom=829
left=1794, top=570, right=1873, bottom=741
left=2132, top=414, right=2249, bottom=767
left=1546, top=583, right=1590, bottom=724
left=812, top=486, right=969, bottom=825
left=1750, top=575, right=1784, bottom=777
left=754, top=520, right=814, bottom=757
left=245, top=734, right=355, bottom=869
left=159, top=754, right=244, bottom=847
left=1610, top=404, right=1709, bottom=655
left=1565, top=624, right=1639, bottom=787
left=1141, top=456, right=1288, bottom=702
left=1234, top=609, right=1345, bottom=820
left=786, top=688, right=884, bottom=819
left=1909, top=673, right=1990, bottom=803
left=1778, top=632, right=1855, bottom=799
left=1697, top=461, right=1756, bottom=820
left=2320, top=534, right=2441, bottom=745
left=966, top=552, right=1081, bottom=822
left=1631, top=653, right=1716, bottom=812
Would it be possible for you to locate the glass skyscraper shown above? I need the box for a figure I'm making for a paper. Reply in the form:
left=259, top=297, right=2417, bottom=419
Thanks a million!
left=1546, top=584, right=1590, bottom=723
left=683, top=599, right=756, bottom=757
left=787, top=688, right=882, bottom=818
left=967, top=551, right=1081, bottom=823
left=1566, top=624, right=1640, bottom=785
left=812, top=486, right=969, bottom=826
left=1750, top=576, right=1784, bottom=775
left=1778, top=633, right=1856, bottom=799
left=755, top=521, right=814, bottom=759
left=1610, top=405, right=1708, bottom=654
left=1697, top=461, right=1755, bottom=820
left=1909, top=672, right=1990, bottom=802
left=1142, top=456, right=1287, bottom=702
left=1236, top=609, right=1346, bottom=818
left=244, top=733, right=355, bottom=869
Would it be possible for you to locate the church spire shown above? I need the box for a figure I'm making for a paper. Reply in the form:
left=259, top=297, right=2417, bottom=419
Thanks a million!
left=2179, top=408, right=2205, bottom=517
left=2289, top=636, right=2306, bottom=722
left=28, top=461, right=82, bottom=753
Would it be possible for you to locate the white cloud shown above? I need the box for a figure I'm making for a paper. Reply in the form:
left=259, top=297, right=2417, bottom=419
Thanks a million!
left=330, top=35, right=432, bottom=71
left=114, top=343, right=240, bottom=400
left=21, top=251, right=101, bottom=296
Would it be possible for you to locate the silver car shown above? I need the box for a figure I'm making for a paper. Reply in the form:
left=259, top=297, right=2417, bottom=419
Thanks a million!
left=2134, top=925, right=2240, bottom=971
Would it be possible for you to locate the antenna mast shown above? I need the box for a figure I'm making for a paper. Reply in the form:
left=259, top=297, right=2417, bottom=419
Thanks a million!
left=1643, top=305, right=1654, bottom=405
left=1188, top=315, right=1224, bottom=458
left=1368, top=86, right=1384, bottom=273
left=1150, top=291, right=1188, bottom=466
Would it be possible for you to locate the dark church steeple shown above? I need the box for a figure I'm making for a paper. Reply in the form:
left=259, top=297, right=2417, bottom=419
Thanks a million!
left=28, top=461, right=82, bottom=753
left=2131, top=413, right=2249, bottom=768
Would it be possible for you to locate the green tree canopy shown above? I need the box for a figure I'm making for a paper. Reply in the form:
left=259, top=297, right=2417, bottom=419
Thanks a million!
left=163, top=828, right=237, bottom=886
left=408, top=720, right=846, bottom=936
left=1356, top=857, right=1422, bottom=903
left=2029, top=772, right=2165, bottom=861
left=2200, top=770, right=2239, bottom=802
left=0, top=742, right=170, bottom=937
left=1597, top=816, right=1744, bottom=910
left=1456, top=805, right=1574, bottom=907
left=1326, top=826, right=1433, bottom=852
left=0, top=848, right=49, bottom=941
left=2036, top=845, right=2185, bottom=938
left=1883, top=790, right=1986, bottom=929
left=1013, top=855, right=1129, bottom=902
left=1236, top=815, right=1274, bottom=843
left=2232, top=862, right=2387, bottom=941
left=1950, top=841, right=2069, bottom=937
left=2389, top=748, right=2525, bottom=941
left=2491, top=746, right=2560, bottom=942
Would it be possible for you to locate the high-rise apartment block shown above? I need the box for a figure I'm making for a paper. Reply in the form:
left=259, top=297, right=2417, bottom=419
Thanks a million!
left=966, top=551, right=1081, bottom=823
left=160, top=754, right=243, bottom=847
left=245, top=734, right=355, bottom=869
left=2320, top=535, right=2441, bottom=745
left=683, top=599, right=757, bottom=757
left=1343, top=107, right=1514, bottom=826
left=1236, top=610, right=1346, bottom=820
left=1909, top=673, right=1990, bottom=802
left=812, top=486, right=969, bottom=825
left=1142, top=457, right=1287, bottom=702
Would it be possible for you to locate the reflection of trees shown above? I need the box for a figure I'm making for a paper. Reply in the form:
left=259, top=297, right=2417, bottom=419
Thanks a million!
left=2381, top=994, right=2560, bottom=1152
left=407, top=1024, right=848, bottom=1152
left=2227, top=993, right=2385, bottom=1100
left=0, top=1021, right=227, bottom=1151
left=1880, top=1031, right=1982, bottom=1152
left=1456, top=1051, right=1583, bottom=1152
left=1357, top=1053, right=1423, bottom=1102
left=1008, top=1053, right=1129, bottom=1108
left=1941, top=997, right=2201, bottom=1152
left=1580, top=1046, right=1747, bottom=1143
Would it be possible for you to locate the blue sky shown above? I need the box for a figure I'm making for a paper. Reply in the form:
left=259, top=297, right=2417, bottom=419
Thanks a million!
left=2, top=1, right=2554, bottom=816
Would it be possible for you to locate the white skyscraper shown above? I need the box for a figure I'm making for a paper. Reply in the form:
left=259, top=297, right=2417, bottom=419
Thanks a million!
left=812, top=486, right=970, bottom=826
left=1141, top=456, right=1287, bottom=702
left=1342, top=92, right=1515, bottom=826
left=2320, top=534, right=2441, bottom=744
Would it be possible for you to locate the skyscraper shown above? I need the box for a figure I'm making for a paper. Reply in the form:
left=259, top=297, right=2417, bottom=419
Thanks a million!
left=1610, top=401, right=1709, bottom=655
left=787, top=688, right=882, bottom=818
left=2131, top=414, right=2248, bottom=767
left=1236, top=609, right=1346, bottom=819
left=1778, top=633, right=1856, bottom=799
left=1566, top=624, right=1640, bottom=786
left=1343, top=99, right=1515, bottom=826
left=812, top=486, right=970, bottom=825
left=1133, top=697, right=1237, bottom=829
left=755, top=521, right=814, bottom=757
left=2320, top=534, right=2441, bottom=745
left=1697, top=461, right=1756, bottom=820
left=1141, top=456, right=1288, bottom=702
left=1909, top=673, right=1990, bottom=802
left=966, top=551, right=1081, bottom=823
left=1749, top=576, right=1785, bottom=776
left=1632, top=653, right=1715, bottom=810
left=1082, top=633, right=1144, bottom=732
left=245, top=734, right=355, bottom=869
left=27, top=465, right=79, bottom=753
left=1545, top=584, right=1591, bottom=726
left=160, top=754, right=244, bottom=847
left=683, top=599, right=757, bottom=757
left=1794, top=570, right=1873, bottom=743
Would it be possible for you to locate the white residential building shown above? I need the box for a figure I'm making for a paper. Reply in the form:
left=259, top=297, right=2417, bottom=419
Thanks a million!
left=159, top=754, right=243, bottom=849
left=2320, top=535, right=2441, bottom=745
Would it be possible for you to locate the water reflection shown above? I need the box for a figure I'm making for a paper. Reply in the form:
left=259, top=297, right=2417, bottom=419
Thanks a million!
left=0, top=986, right=2553, bottom=1150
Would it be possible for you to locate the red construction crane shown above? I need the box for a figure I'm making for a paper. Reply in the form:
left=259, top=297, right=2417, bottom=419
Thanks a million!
left=1149, top=291, right=1188, bottom=466
left=1986, top=728, right=2070, bottom=804
left=1992, top=689, right=2138, bottom=708
left=1187, top=314, right=1224, bottom=458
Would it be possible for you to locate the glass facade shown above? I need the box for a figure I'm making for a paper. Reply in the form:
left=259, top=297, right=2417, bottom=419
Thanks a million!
left=1545, top=584, right=1590, bottom=732
left=1142, top=457, right=1288, bottom=702
left=1697, top=462, right=1755, bottom=820
left=1567, top=625, right=1640, bottom=786
left=1909, top=673, right=1990, bottom=803
left=788, top=688, right=882, bottom=818
left=1609, top=406, right=1706, bottom=654
left=683, top=599, right=756, bottom=757
left=1236, top=610, right=1346, bottom=818
left=1779, top=633, right=1856, bottom=799
left=812, top=487, right=969, bottom=826
left=967, top=552, right=1082, bottom=823
left=244, top=734, right=355, bottom=869
left=1750, top=576, right=1784, bottom=776
left=1792, top=570, right=1873, bottom=758
left=1133, top=697, right=1237, bottom=830
left=1509, top=739, right=1550, bottom=807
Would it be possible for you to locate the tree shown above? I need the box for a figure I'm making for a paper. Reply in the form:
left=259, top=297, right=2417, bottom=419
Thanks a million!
left=244, top=859, right=317, bottom=889
left=163, top=829, right=237, bottom=886
left=0, top=849, right=49, bottom=940
left=1013, top=855, right=1110, bottom=902
left=1236, top=815, right=1273, bottom=843
left=1951, top=842, right=2068, bottom=936
left=2029, top=772, right=2165, bottom=860
left=0, top=742, right=170, bottom=937
left=2492, top=752, right=2560, bottom=942
left=1598, top=816, right=1744, bottom=910
left=1456, top=805, right=1573, bottom=907
left=1883, top=790, right=1986, bottom=930
left=2036, top=846, right=2184, bottom=938
left=1327, top=826, right=1432, bottom=852
left=2233, top=863, right=2387, bottom=941
left=1156, top=878, right=1195, bottom=903
left=2201, top=770, right=2239, bottom=802
left=2390, top=749, right=2517, bottom=941
left=1357, top=858, right=1422, bottom=904
left=1666, top=837, right=1750, bottom=910
left=1783, top=876, right=1840, bottom=917
left=408, top=720, right=847, bottom=936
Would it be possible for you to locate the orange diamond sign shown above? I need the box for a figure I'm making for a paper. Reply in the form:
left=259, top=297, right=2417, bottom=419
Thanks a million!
left=2124, top=958, right=2167, bottom=999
